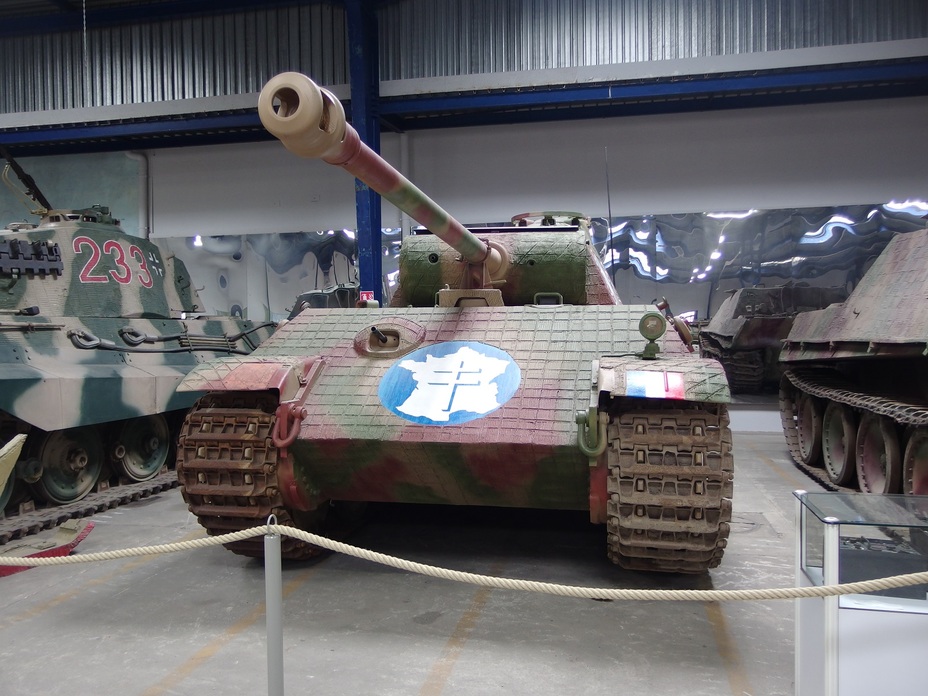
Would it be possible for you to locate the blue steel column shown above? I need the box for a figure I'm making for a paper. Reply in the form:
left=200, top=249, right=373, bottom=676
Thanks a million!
left=345, top=0, right=383, bottom=303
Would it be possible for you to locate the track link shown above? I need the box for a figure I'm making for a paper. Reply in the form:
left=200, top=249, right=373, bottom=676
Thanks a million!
left=606, top=402, right=734, bottom=574
left=0, top=471, right=177, bottom=545
left=784, top=367, right=928, bottom=426
left=176, top=392, right=323, bottom=560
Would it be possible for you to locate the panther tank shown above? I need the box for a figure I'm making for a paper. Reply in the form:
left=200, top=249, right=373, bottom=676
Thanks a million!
left=175, top=72, right=733, bottom=573
left=699, top=284, right=847, bottom=393
left=779, top=227, right=928, bottom=494
left=0, top=157, right=275, bottom=530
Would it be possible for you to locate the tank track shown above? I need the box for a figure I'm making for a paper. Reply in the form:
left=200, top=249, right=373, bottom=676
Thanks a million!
left=606, top=402, right=734, bottom=574
left=0, top=471, right=177, bottom=545
left=779, top=367, right=928, bottom=492
left=784, top=367, right=928, bottom=426
left=176, top=392, right=323, bottom=560
left=778, top=373, right=804, bottom=466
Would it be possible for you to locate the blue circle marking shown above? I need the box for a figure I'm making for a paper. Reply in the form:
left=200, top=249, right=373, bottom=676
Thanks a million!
left=379, top=341, right=521, bottom=425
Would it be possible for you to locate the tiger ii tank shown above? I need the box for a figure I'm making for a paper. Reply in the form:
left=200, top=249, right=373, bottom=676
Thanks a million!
left=175, top=72, right=733, bottom=573
left=0, top=151, right=275, bottom=528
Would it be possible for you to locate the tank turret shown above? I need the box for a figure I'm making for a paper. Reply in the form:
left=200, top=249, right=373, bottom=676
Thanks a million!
left=257, top=72, right=618, bottom=308
left=175, top=73, right=733, bottom=574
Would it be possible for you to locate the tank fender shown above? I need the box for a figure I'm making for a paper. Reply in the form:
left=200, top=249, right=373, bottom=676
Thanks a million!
left=582, top=356, right=730, bottom=525
left=176, top=355, right=323, bottom=402
left=594, top=355, right=731, bottom=404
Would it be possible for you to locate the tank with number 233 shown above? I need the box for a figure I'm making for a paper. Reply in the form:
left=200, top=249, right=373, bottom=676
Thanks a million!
left=0, top=150, right=275, bottom=526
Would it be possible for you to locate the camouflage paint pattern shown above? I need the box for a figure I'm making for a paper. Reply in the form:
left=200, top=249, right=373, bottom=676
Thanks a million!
left=176, top=72, right=733, bottom=573
left=700, top=284, right=847, bottom=392
left=0, top=207, right=274, bottom=504
left=781, top=227, right=928, bottom=362
left=181, top=303, right=728, bottom=511
left=778, top=226, right=928, bottom=495
left=395, top=230, right=603, bottom=307
left=704, top=284, right=848, bottom=352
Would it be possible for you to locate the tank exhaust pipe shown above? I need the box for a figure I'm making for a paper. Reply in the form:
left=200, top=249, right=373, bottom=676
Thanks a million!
left=257, top=72, right=508, bottom=288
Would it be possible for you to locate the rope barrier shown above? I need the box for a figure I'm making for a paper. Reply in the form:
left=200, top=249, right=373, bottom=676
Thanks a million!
left=2, top=524, right=927, bottom=602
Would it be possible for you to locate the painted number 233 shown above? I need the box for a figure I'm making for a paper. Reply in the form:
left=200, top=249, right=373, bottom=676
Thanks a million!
left=73, top=236, right=154, bottom=288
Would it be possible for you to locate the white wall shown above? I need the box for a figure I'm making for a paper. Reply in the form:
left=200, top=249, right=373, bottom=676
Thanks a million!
left=0, top=151, right=140, bottom=235
left=147, top=95, right=928, bottom=238
left=3, top=96, right=924, bottom=319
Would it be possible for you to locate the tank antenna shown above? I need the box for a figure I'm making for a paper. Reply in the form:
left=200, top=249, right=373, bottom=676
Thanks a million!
left=0, top=145, right=52, bottom=214
left=604, top=146, right=615, bottom=282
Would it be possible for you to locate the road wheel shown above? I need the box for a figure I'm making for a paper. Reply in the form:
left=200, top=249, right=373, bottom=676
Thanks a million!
left=856, top=413, right=901, bottom=494
left=821, top=402, right=857, bottom=487
left=32, top=427, right=104, bottom=504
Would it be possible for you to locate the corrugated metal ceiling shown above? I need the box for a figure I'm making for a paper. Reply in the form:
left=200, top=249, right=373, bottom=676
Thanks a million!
left=0, top=0, right=926, bottom=155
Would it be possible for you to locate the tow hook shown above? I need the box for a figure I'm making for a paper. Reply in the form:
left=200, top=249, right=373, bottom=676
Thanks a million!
left=271, top=357, right=324, bottom=458
left=273, top=403, right=306, bottom=453
left=576, top=408, right=608, bottom=461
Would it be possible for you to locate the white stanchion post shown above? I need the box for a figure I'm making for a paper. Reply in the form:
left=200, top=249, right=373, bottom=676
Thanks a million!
left=823, top=516, right=840, bottom=696
left=265, top=515, right=284, bottom=696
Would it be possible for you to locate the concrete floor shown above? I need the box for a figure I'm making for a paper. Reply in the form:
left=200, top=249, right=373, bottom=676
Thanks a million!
left=0, top=429, right=822, bottom=696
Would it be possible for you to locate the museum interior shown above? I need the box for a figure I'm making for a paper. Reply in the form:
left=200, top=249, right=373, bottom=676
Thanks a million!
left=0, top=2, right=926, bottom=695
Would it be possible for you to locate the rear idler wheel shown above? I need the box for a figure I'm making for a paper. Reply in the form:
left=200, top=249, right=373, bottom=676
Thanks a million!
left=113, top=414, right=171, bottom=482
left=903, top=427, right=928, bottom=495
left=32, top=427, right=104, bottom=505
left=821, top=402, right=857, bottom=487
left=796, top=393, right=823, bottom=467
left=855, top=413, right=902, bottom=494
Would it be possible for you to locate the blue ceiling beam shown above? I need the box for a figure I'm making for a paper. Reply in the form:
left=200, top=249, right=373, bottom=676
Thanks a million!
left=2, top=59, right=925, bottom=154
left=0, top=112, right=263, bottom=147
left=380, top=60, right=928, bottom=116
left=345, top=0, right=383, bottom=303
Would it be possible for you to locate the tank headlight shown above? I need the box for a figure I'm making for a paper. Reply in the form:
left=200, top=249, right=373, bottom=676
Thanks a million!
left=639, top=312, right=667, bottom=341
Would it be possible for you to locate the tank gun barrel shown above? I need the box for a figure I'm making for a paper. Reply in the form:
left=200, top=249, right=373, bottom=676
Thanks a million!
left=257, top=73, right=505, bottom=284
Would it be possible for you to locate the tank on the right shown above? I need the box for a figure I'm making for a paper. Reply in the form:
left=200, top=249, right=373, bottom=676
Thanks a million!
left=779, top=226, right=928, bottom=494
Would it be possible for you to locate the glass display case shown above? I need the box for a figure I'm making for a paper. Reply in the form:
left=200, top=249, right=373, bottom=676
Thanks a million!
left=794, top=491, right=928, bottom=696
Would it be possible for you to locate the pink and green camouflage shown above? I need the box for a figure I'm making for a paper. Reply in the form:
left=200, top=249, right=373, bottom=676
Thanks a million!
left=176, top=73, right=733, bottom=574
